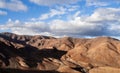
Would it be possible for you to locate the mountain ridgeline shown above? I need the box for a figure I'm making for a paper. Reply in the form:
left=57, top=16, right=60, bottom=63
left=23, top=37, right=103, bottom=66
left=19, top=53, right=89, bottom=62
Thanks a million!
left=0, top=32, right=120, bottom=73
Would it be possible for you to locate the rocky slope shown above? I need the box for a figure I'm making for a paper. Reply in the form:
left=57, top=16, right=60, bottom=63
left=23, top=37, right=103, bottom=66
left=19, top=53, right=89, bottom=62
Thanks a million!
left=0, top=32, right=120, bottom=73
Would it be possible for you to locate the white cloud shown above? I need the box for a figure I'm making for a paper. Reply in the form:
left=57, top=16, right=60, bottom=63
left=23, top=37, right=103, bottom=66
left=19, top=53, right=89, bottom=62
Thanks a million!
left=67, top=5, right=80, bottom=11
left=1, top=7, right=120, bottom=37
left=86, top=0, right=108, bottom=6
left=29, top=0, right=80, bottom=6
left=50, top=17, right=103, bottom=36
left=34, top=5, right=80, bottom=21
left=39, top=14, right=49, bottom=20
left=39, top=6, right=67, bottom=20
left=0, top=19, right=50, bottom=35
left=49, top=7, right=120, bottom=36
left=86, top=0, right=120, bottom=6
left=0, top=10, right=7, bottom=15
left=0, top=0, right=27, bottom=11
left=86, top=8, right=120, bottom=22
left=30, top=6, right=67, bottom=21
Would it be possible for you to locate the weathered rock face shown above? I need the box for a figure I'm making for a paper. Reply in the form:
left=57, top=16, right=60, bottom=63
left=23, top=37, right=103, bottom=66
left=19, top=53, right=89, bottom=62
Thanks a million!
left=0, top=32, right=120, bottom=73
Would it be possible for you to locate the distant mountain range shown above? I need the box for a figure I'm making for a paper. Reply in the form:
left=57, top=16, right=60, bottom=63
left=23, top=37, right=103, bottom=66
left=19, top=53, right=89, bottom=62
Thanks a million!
left=0, top=32, right=120, bottom=73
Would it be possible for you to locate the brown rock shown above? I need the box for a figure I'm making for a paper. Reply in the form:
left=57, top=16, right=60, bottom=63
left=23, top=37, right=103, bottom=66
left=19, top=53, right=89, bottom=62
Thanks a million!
left=89, top=67, right=120, bottom=73
left=1, top=32, right=120, bottom=73
left=57, top=66, right=81, bottom=73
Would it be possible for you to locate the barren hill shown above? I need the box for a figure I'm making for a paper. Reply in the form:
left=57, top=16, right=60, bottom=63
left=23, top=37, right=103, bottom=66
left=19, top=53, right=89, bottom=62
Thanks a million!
left=0, top=32, right=120, bottom=73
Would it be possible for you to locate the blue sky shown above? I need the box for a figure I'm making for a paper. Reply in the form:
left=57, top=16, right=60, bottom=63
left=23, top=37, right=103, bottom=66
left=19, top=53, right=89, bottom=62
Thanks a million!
left=0, top=0, right=120, bottom=38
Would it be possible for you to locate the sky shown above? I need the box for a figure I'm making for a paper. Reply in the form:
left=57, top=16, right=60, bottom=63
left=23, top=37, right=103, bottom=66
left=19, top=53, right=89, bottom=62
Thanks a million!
left=0, top=0, right=120, bottom=38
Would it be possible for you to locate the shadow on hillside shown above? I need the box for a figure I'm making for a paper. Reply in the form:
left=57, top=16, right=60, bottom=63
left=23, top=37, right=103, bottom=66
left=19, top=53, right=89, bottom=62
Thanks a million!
left=0, top=41, right=67, bottom=68
left=18, top=46, right=67, bottom=67
left=0, top=68, right=59, bottom=73
left=0, top=33, right=28, bottom=45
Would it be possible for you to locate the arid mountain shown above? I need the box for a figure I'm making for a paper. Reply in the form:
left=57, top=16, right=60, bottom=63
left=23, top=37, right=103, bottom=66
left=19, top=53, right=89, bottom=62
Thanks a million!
left=0, top=32, right=120, bottom=73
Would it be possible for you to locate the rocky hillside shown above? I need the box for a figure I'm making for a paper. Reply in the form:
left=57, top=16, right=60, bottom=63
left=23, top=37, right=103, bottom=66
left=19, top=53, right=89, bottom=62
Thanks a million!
left=0, top=32, right=120, bottom=73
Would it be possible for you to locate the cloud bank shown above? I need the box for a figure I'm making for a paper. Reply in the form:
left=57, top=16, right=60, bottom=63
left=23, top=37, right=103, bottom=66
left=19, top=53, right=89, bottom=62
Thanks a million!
left=29, top=0, right=80, bottom=6
left=0, top=0, right=120, bottom=38
left=0, top=0, right=27, bottom=11
left=0, top=7, right=120, bottom=37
